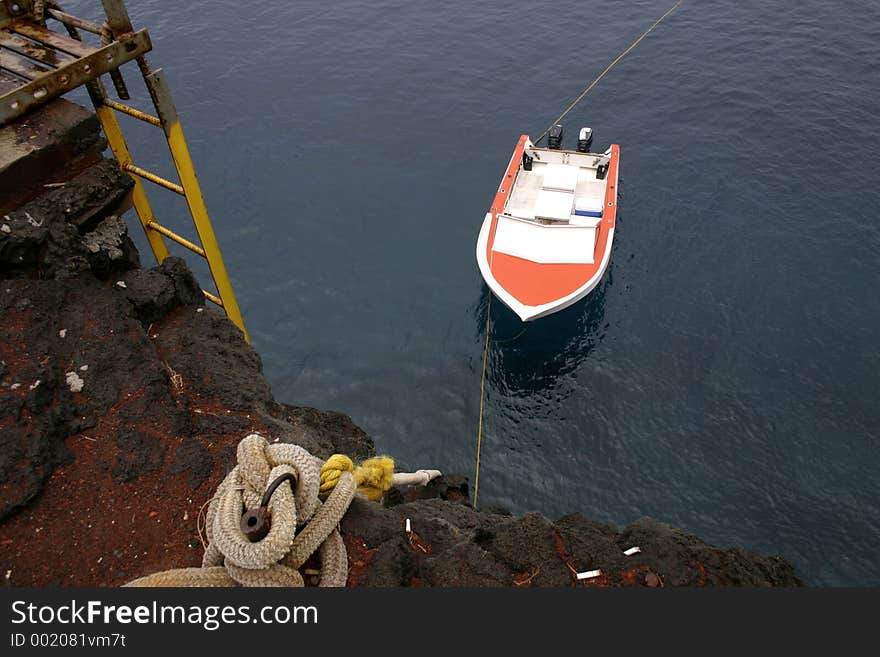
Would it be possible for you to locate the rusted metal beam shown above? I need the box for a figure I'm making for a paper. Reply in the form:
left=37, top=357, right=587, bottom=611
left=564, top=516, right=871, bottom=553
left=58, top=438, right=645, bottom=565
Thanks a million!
left=0, top=27, right=150, bottom=124
left=11, top=21, right=95, bottom=58
left=45, top=8, right=105, bottom=36
left=100, top=0, right=134, bottom=36
left=0, top=28, right=77, bottom=67
left=0, top=50, right=51, bottom=79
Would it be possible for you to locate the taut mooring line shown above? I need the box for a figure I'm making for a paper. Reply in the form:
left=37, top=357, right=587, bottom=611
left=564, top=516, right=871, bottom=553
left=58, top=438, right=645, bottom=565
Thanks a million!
left=534, top=0, right=684, bottom=145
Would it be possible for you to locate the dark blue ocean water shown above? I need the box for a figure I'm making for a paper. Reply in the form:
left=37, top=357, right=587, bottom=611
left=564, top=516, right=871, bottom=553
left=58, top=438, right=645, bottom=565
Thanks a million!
left=67, top=0, right=879, bottom=585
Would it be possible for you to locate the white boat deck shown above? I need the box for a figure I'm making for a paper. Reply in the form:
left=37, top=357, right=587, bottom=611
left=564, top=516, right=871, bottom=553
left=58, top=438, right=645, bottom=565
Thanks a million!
left=505, top=150, right=609, bottom=223
left=492, top=216, right=599, bottom=264
left=492, top=149, right=610, bottom=264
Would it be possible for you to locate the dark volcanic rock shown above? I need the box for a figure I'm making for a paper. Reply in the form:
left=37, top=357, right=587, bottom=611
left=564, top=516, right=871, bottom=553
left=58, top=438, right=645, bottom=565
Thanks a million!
left=0, top=203, right=90, bottom=279
left=482, top=512, right=574, bottom=586
left=279, top=404, right=375, bottom=462
left=121, top=256, right=204, bottom=327
left=9, top=157, right=133, bottom=233
left=0, top=394, right=75, bottom=521
left=152, top=303, right=269, bottom=411
left=339, top=497, right=802, bottom=587
left=82, top=214, right=140, bottom=278
left=0, top=159, right=134, bottom=280
left=616, top=517, right=801, bottom=586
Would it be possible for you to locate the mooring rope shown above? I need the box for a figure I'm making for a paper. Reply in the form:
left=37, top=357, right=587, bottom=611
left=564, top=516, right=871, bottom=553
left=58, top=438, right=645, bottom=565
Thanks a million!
left=473, top=293, right=493, bottom=508
left=125, top=434, right=440, bottom=587
left=534, top=0, right=684, bottom=145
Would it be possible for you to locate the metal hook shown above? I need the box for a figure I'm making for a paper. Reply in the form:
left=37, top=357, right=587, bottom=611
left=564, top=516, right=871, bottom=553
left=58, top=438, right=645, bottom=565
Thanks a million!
left=240, top=472, right=297, bottom=542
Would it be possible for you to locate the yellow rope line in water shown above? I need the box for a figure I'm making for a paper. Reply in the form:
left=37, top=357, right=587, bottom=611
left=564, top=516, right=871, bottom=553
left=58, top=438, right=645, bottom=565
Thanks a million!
left=535, top=0, right=684, bottom=145
left=474, top=293, right=492, bottom=508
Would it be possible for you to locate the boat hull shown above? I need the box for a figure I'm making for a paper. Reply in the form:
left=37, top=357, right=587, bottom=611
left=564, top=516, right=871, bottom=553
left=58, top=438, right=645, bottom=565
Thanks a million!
left=477, top=136, right=620, bottom=321
left=477, top=219, right=615, bottom=321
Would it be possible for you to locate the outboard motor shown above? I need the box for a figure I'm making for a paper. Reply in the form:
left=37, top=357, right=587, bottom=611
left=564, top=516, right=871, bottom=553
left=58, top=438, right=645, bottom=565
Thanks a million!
left=577, top=127, right=593, bottom=152
left=547, top=124, right=563, bottom=149
left=595, top=150, right=610, bottom=180
left=522, top=152, right=533, bottom=171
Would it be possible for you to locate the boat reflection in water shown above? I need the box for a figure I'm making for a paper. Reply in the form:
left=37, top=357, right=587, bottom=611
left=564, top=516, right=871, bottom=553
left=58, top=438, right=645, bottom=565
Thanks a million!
left=473, top=260, right=613, bottom=399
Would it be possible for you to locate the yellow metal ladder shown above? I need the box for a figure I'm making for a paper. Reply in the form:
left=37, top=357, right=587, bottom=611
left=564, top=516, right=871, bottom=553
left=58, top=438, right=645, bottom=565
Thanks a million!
left=1, top=0, right=249, bottom=341
left=93, top=69, right=250, bottom=343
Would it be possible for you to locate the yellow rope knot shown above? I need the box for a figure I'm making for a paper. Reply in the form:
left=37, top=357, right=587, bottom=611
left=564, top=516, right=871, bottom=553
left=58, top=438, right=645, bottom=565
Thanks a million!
left=320, top=454, right=395, bottom=501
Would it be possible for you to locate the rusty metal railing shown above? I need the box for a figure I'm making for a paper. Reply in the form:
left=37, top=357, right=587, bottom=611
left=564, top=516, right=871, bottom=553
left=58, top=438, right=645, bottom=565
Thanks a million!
left=0, top=1, right=149, bottom=120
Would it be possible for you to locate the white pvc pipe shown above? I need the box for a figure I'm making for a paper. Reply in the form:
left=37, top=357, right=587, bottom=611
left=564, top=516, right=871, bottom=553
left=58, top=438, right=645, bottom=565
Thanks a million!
left=392, top=470, right=442, bottom=487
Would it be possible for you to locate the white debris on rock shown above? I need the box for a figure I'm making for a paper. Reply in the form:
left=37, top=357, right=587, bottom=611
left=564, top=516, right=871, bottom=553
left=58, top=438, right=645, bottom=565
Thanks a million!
left=10, top=383, right=21, bottom=390
left=59, top=329, right=67, bottom=338
left=115, top=281, right=127, bottom=288
left=1, top=224, right=10, bottom=233
left=29, top=380, right=41, bottom=390
left=79, top=364, right=88, bottom=371
left=65, top=371, right=84, bottom=393
left=82, top=215, right=126, bottom=259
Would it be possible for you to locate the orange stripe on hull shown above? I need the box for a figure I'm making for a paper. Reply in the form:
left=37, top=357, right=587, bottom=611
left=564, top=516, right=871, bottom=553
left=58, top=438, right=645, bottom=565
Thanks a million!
left=490, top=254, right=601, bottom=307
left=486, top=139, right=620, bottom=309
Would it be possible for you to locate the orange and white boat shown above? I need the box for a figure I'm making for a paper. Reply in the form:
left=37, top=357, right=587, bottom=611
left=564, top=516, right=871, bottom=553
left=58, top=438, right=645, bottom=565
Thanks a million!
left=477, top=130, right=620, bottom=321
